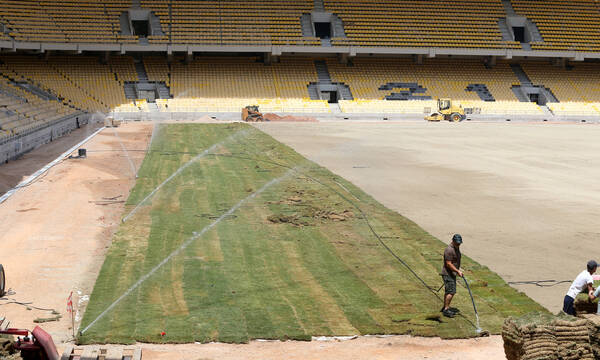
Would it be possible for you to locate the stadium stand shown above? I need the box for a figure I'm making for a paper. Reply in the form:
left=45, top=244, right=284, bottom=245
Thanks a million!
left=519, top=60, right=600, bottom=116
left=0, top=55, right=131, bottom=112
left=0, top=0, right=597, bottom=53
left=0, top=0, right=133, bottom=43
left=511, top=0, right=600, bottom=51
left=521, top=61, right=600, bottom=102
left=0, top=76, right=77, bottom=136
left=141, top=0, right=320, bottom=45
left=0, top=54, right=570, bottom=116
left=143, top=56, right=170, bottom=86
left=327, top=58, right=520, bottom=101
left=161, top=56, right=329, bottom=112
left=0, top=56, right=104, bottom=112
left=324, top=0, right=521, bottom=48
left=109, top=56, right=139, bottom=83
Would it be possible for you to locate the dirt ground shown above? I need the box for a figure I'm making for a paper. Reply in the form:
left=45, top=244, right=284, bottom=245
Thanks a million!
left=0, top=123, right=152, bottom=344
left=256, top=121, right=600, bottom=314
left=0, top=124, right=101, bottom=195
left=138, top=335, right=504, bottom=360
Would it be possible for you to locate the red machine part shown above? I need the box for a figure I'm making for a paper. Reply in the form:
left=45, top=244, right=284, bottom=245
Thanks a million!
left=0, top=326, right=59, bottom=360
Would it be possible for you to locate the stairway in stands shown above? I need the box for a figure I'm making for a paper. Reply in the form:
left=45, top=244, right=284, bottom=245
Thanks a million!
left=501, top=0, right=516, bottom=15
left=300, top=14, right=313, bottom=37
left=135, top=62, right=148, bottom=82
left=497, top=19, right=513, bottom=41
left=308, top=61, right=353, bottom=103
left=511, top=64, right=533, bottom=86
left=123, top=60, right=171, bottom=112
left=510, top=64, right=558, bottom=114
left=314, top=61, right=332, bottom=84
left=313, top=0, right=324, bottom=12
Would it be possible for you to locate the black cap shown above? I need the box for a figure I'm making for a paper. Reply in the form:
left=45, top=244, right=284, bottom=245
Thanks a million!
left=452, top=234, right=463, bottom=244
left=588, top=260, right=598, bottom=271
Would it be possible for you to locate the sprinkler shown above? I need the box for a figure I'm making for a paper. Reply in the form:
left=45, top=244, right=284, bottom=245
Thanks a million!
left=462, top=275, right=489, bottom=336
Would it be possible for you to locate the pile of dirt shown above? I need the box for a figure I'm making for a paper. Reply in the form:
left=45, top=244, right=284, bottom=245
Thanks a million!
left=263, top=113, right=317, bottom=122
left=502, top=313, right=595, bottom=360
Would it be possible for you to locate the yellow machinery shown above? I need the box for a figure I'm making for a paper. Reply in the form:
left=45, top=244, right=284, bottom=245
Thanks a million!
left=425, top=99, right=466, bottom=122
left=242, top=105, right=264, bottom=122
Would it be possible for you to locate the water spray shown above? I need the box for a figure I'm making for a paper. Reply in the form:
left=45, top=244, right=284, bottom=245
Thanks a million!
left=462, top=275, right=484, bottom=335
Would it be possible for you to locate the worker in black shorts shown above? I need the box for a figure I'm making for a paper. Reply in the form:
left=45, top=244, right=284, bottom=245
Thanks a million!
left=440, top=234, right=463, bottom=318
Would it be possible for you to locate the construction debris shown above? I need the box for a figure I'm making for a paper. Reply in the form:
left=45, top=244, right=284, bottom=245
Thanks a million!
left=262, top=113, right=317, bottom=122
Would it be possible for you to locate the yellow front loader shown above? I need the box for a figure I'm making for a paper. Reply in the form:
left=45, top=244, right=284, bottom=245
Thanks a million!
left=425, top=99, right=466, bottom=122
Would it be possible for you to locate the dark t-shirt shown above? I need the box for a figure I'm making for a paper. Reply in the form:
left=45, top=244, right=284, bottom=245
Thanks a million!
left=441, top=244, right=461, bottom=277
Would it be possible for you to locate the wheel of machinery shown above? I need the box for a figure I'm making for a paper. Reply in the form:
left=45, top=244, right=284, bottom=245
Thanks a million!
left=0, top=264, right=5, bottom=297
left=451, top=113, right=462, bottom=122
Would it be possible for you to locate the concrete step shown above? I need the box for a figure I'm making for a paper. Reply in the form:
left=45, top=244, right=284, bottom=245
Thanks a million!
left=156, top=83, right=171, bottom=98
left=307, top=84, right=320, bottom=100
left=338, top=84, right=353, bottom=100
left=526, top=19, right=544, bottom=42
left=540, top=105, right=554, bottom=117
left=148, top=102, right=158, bottom=112
left=331, top=15, right=346, bottom=38
left=502, top=0, right=516, bottom=16
left=510, top=64, right=533, bottom=86
left=328, top=103, right=341, bottom=114
left=314, top=60, right=332, bottom=84
left=300, top=14, right=314, bottom=37
left=511, top=86, right=530, bottom=102
left=119, top=13, right=132, bottom=35
left=466, top=84, right=495, bottom=101
left=313, top=0, right=324, bottom=11
left=149, top=12, right=165, bottom=36
left=135, top=62, right=149, bottom=82
left=124, top=83, right=137, bottom=99
left=498, top=19, right=513, bottom=41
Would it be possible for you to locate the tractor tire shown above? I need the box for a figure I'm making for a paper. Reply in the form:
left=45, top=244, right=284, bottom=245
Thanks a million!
left=450, top=113, right=463, bottom=122
left=0, top=264, right=5, bottom=297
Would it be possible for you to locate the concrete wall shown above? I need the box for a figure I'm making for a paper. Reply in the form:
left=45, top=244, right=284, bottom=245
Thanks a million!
left=0, top=39, right=592, bottom=61
left=0, top=113, right=89, bottom=163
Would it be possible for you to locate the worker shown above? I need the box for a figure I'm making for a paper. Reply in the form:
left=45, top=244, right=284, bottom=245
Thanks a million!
left=592, top=286, right=600, bottom=315
left=440, top=234, right=463, bottom=318
left=563, top=260, right=597, bottom=316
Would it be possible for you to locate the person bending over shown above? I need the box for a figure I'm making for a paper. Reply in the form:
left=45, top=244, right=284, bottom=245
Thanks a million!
left=564, top=260, right=597, bottom=316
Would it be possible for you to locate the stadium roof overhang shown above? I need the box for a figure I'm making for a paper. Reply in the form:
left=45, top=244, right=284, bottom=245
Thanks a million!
left=0, top=40, right=591, bottom=61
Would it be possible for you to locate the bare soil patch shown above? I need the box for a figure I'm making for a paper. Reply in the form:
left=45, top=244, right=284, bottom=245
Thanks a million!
left=0, top=123, right=152, bottom=345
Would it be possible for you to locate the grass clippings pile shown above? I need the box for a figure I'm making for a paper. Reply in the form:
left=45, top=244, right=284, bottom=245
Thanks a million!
left=502, top=312, right=599, bottom=360
left=80, top=123, right=546, bottom=344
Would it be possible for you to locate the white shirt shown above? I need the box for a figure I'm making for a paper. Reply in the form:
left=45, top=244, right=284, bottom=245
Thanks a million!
left=567, top=270, right=594, bottom=299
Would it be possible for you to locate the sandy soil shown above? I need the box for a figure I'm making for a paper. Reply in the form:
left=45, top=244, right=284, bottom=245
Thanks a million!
left=0, top=124, right=101, bottom=195
left=256, top=121, right=600, bottom=314
left=138, top=335, right=504, bottom=360
left=0, top=123, right=152, bottom=344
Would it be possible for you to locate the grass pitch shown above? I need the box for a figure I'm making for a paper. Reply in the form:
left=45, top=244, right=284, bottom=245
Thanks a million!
left=79, top=123, right=546, bottom=344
